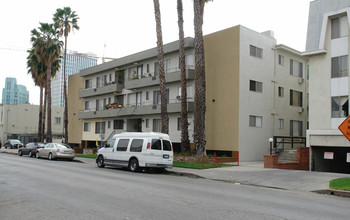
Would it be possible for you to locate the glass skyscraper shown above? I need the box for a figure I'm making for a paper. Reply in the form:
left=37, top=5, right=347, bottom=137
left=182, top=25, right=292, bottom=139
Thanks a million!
left=51, top=51, right=97, bottom=107
left=2, top=77, right=29, bottom=105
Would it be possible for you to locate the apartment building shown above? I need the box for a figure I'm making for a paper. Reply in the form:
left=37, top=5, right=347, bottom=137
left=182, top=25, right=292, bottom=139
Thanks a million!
left=304, top=0, right=350, bottom=173
left=69, top=25, right=307, bottom=161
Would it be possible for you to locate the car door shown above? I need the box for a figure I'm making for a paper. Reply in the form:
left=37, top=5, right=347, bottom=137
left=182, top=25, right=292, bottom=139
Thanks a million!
left=40, top=143, right=53, bottom=157
left=113, top=138, right=130, bottom=166
left=102, top=138, right=116, bottom=164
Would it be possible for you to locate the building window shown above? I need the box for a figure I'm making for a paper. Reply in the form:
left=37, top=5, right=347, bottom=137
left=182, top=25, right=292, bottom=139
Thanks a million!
left=249, top=115, right=262, bottom=127
left=250, top=45, right=263, bottom=58
left=95, top=122, right=105, bottom=134
left=331, top=96, right=349, bottom=118
left=113, top=120, right=123, bottom=129
left=177, top=118, right=181, bottom=131
left=153, top=119, right=161, bottom=132
left=146, top=91, right=149, bottom=100
left=145, top=119, right=149, bottom=128
left=165, top=59, right=171, bottom=73
left=146, top=64, right=150, bottom=73
left=278, top=119, right=284, bottom=129
left=278, top=55, right=284, bottom=66
left=154, top=62, right=159, bottom=76
left=153, top=89, right=169, bottom=105
left=108, top=121, right=111, bottom=129
left=290, top=90, right=303, bottom=107
left=249, top=80, right=263, bottom=92
left=290, top=120, right=302, bottom=137
left=178, top=85, right=194, bottom=98
left=290, top=59, right=303, bottom=77
left=331, top=16, right=348, bottom=39
left=137, top=65, right=143, bottom=78
left=136, top=92, right=142, bottom=106
left=84, top=101, right=90, bottom=111
left=85, top=79, right=92, bottom=89
left=278, top=87, right=284, bottom=97
left=84, top=122, right=91, bottom=132
left=54, top=117, right=61, bottom=124
left=331, top=55, right=348, bottom=78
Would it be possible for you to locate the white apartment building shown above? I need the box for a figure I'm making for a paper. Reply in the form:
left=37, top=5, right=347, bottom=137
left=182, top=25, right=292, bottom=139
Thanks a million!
left=51, top=51, right=97, bottom=107
left=71, top=25, right=308, bottom=161
left=304, top=0, right=350, bottom=173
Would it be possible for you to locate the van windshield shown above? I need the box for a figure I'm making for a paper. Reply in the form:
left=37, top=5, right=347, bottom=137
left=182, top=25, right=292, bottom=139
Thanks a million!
left=163, top=140, right=172, bottom=151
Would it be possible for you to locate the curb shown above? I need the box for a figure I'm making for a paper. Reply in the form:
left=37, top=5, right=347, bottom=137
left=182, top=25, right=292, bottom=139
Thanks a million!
left=1, top=151, right=18, bottom=155
left=327, top=189, right=350, bottom=198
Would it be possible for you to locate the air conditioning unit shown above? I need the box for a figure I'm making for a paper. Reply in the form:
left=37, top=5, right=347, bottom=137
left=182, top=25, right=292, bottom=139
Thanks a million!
left=298, top=107, right=304, bottom=113
left=176, top=96, right=181, bottom=100
left=152, top=105, right=157, bottom=109
left=298, top=78, right=304, bottom=84
left=152, top=76, right=157, bottom=80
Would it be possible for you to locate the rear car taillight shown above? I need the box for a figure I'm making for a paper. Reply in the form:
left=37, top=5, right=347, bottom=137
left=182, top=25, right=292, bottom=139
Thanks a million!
left=147, top=142, right=150, bottom=149
left=35, top=148, right=37, bottom=151
left=171, top=145, right=173, bottom=151
left=57, top=149, right=60, bottom=152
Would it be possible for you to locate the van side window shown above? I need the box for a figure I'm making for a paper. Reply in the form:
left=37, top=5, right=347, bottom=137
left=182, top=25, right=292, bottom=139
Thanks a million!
left=163, top=140, right=171, bottom=151
left=151, top=139, right=161, bottom=150
left=130, top=139, right=143, bottom=152
left=105, top=139, right=115, bottom=148
left=117, top=139, right=129, bottom=151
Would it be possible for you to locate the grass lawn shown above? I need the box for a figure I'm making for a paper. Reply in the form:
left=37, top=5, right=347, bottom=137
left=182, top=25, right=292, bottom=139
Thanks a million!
left=75, top=154, right=97, bottom=159
left=329, top=178, right=350, bottom=191
left=173, top=161, right=233, bottom=169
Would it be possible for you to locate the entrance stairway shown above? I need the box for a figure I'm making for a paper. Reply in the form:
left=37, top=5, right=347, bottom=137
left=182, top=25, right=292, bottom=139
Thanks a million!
left=278, top=149, right=298, bottom=163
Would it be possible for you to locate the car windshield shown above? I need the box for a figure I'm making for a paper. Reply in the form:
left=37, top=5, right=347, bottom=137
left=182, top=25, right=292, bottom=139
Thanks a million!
left=56, top=144, right=71, bottom=149
left=10, top=140, right=21, bottom=144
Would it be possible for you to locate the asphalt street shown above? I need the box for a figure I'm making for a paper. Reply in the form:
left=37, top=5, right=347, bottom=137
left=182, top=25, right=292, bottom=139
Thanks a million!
left=1, top=153, right=350, bottom=220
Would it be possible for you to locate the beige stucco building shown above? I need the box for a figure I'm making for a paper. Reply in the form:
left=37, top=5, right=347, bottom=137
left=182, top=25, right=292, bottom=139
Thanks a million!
left=0, top=104, right=64, bottom=144
left=68, top=25, right=308, bottom=162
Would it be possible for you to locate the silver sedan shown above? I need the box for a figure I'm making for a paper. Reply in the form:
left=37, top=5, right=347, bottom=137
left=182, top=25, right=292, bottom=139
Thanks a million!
left=36, top=143, right=75, bottom=160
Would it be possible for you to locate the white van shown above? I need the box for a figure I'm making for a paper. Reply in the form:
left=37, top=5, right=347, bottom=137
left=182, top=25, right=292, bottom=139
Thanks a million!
left=96, top=132, right=173, bottom=172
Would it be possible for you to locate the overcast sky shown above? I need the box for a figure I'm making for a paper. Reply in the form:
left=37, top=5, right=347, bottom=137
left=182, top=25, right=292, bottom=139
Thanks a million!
left=0, top=0, right=312, bottom=105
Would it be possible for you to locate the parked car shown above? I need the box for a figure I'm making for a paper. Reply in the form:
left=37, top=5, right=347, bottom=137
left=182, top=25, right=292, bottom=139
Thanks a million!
left=36, top=143, right=75, bottom=160
left=18, top=142, right=45, bottom=157
left=96, top=132, right=173, bottom=172
left=4, top=139, right=24, bottom=149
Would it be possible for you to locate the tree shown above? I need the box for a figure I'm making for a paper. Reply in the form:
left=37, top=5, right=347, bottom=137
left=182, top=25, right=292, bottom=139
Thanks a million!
left=53, top=7, right=80, bottom=144
left=31, top=23, right=62, bottom=143
left=177, top=0, right=190, bottom=153
left=193, top=0, right=212, bottom=157
left=153, top=0, right=169, bottom=134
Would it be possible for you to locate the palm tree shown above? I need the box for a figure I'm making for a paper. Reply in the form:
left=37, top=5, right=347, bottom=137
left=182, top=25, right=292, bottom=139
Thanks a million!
left=31, top=23, right=62, bottom=143
left=27, top=49, right=45, bottom=142
left=193, top=0, right=212, bottom=157
left=153, top=0, right=169, bottom=134
left=53, top=7, right=79, bottom=144
left=177, top=0, right=190, bottom=153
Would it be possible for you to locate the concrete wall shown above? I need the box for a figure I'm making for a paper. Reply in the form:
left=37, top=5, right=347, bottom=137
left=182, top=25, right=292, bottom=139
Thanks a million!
left=68, top=73, right=84, bottom=145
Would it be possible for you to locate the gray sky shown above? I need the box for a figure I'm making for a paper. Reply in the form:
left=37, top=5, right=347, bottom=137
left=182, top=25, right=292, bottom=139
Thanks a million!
left=0, top=0, right=312, bottom=105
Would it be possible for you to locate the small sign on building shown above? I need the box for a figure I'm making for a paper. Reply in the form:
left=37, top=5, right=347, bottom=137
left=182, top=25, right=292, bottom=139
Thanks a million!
left=347, top=153, right=350, bottom=163
left=324, top=152, right=334, bottom=160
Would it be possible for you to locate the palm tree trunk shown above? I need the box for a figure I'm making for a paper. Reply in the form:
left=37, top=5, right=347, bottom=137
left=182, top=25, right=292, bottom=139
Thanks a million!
left=38, top=85, right=43, bottom=142
left=193, top=0, right=206, bottom=157
left=177, top=0, right=190, bottom=153
left=46, top=62, right=52, bottom=143
left=153, top=0, right=168, bottom=134
left=42, top=86, right=47, bottom=142
left=63, top=36, right=68, bottom=144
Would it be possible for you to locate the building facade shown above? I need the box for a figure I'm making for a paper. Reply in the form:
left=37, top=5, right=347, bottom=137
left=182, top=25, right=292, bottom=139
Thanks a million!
left=304, top=0, right=350, bottom=173
left=69, top=25, right=308, bottom=161
left=51, top=51, right=97, bottom=107
left=0, top=104, right=64, bottom=144
left=2, top=77, right=29, bottom=105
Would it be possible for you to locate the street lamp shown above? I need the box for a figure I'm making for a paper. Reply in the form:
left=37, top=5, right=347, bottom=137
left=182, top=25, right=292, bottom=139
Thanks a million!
left=269, top=138, right=273, bottom=155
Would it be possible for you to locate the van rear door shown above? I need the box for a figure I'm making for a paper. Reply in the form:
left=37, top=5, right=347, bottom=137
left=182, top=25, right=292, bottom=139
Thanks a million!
left=162, top=140, right=173, bottom=164
left=148, top=139, right=163, bottom=164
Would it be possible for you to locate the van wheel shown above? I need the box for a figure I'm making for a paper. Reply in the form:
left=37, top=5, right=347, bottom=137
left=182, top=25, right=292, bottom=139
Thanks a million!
left=18, top=150, right=22, bottom=156
left=129, top=158, right=139, bottom=172
left=97, top=155, right=105, bottom=168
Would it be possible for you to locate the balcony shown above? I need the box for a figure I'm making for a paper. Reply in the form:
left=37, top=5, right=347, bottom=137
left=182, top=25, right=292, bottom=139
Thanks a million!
left=125, top=68, right=195, bottom=90
left=79, top=82, right=124, bottom=98
left=78, top=101, right=194, bottom=119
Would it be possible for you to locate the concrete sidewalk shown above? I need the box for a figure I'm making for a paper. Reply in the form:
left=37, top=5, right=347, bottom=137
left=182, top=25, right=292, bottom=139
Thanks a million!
left=2, top=148, right=350, bottom=194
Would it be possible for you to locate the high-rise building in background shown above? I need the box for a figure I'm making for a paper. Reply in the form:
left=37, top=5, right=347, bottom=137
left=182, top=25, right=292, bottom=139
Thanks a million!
left=51, top=51, right=98, bottom=107
left=1, top=77, right=29, bottom=105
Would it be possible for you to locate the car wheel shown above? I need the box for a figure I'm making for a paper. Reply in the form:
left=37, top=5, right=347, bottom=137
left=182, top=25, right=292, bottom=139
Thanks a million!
left=129, top=158, right=139, bottom=172
left=18, top=150, right=22, bottom=156
left=36, top=151, right=40, bottom=159
left=28, top=151, right=32, bottom=157
left=48, top=153, right=53, bottom=160
left=97, top=155, right=105, bottom=168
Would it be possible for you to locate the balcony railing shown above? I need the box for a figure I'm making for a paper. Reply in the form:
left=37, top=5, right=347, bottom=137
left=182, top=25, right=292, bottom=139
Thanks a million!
left=125, top=67, right=195, bottom=90
left=79, top=82, right=124, bottom=98
left=78, top=100, right=194, bottom=120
